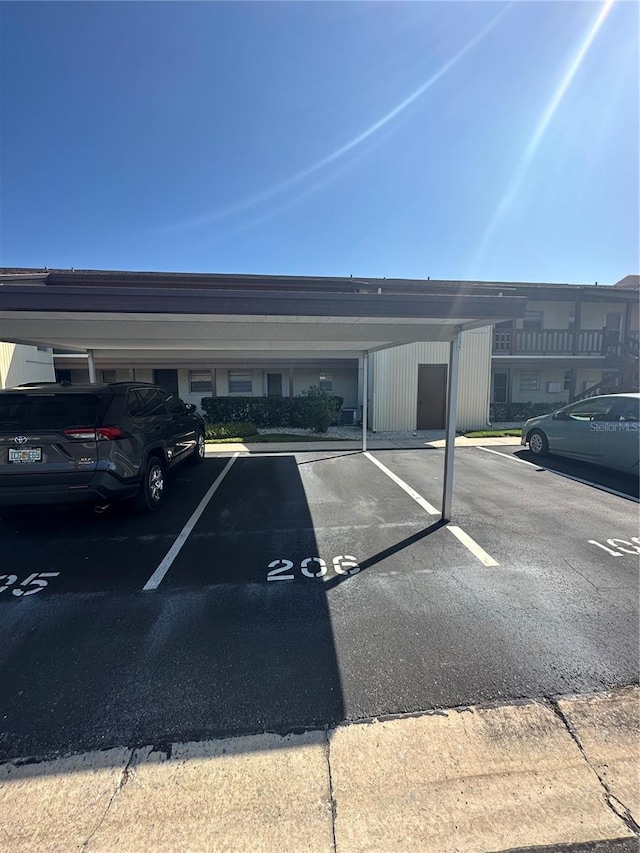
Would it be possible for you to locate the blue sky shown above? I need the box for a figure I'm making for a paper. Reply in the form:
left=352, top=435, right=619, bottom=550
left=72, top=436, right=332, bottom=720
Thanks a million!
left=1, top=1, right=637, bottom=284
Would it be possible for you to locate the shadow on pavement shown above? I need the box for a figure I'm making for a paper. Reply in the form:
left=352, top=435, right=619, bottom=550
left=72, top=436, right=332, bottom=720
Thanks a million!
left=0, top=456, right=346, bottom=768
left=513, top=449, right=639, bottom=499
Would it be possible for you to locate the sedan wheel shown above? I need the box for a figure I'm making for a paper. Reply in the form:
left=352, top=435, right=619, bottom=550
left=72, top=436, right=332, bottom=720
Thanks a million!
left=528, top=429, right=549, bottom=456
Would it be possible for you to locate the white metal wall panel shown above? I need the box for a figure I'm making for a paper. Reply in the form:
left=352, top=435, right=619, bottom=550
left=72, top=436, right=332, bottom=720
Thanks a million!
left=0, top=342, right=55, bottom=389
left=371, top=328, right=491, bottom=432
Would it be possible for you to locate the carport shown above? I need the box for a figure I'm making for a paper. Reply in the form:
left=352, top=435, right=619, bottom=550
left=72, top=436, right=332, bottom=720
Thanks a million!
left=0, top=271, right=525, bottom=520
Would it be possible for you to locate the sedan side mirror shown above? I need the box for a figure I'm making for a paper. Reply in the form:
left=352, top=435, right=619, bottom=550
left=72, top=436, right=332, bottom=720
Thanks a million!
left=553, top=411, right=568, bottom=421
left=185, top=403, right=197, bottom=413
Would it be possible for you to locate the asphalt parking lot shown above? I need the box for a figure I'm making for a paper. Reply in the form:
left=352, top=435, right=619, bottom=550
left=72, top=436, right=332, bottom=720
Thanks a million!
left=0, top=445, right=638, bottom=761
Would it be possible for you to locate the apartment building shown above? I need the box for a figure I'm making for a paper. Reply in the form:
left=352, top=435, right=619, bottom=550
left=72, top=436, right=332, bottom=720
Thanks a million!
left=0, top=269, right=637, bottom=431
left=490, top=275, right=639, bottom=413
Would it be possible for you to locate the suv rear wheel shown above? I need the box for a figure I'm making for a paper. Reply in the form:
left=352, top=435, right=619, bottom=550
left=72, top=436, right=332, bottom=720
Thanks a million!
left=133, top=455, right=166, bottom=512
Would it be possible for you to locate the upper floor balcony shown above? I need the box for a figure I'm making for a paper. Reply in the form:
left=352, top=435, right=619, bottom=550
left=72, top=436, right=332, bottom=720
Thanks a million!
left=492, top=328, right=605, bottom=356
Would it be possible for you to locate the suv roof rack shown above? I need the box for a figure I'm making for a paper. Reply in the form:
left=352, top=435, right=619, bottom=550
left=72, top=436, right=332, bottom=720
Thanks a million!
left=106, top=381, right=157, bottom=386
left=14, top=380, right=73, bottom=388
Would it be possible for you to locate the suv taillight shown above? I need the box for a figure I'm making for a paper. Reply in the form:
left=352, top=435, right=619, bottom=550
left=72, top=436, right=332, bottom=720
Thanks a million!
left=62, top=427, right=126, bottom=441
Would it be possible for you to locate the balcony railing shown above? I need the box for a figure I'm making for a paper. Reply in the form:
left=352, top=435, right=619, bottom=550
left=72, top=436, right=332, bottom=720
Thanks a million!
left=493, top=328, right=604, bottom=355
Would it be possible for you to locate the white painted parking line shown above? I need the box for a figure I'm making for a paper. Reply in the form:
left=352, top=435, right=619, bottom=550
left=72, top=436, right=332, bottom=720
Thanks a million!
left=364, top=451, right=499, bottom=566
left=476, top=446, right=640, bottom=503
left=142, top=453, right=239, bottom=591
left=363, top=452, right=439, bottom=515
left=446, top=525, right=499, bottom=567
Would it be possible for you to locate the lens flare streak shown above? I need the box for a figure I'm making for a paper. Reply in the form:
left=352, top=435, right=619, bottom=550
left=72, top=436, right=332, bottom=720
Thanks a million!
left=468, top=0, right=617, bottom=276
left=160, top=5, right=511, bottom=234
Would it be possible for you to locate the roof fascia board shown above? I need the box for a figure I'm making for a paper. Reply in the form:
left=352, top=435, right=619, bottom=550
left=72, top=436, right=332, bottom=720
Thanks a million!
left=0, top=284, right=525, bottom=322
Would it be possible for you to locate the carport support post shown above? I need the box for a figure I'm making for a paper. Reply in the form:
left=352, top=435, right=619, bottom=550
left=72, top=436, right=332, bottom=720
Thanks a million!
left=87, top=350, right=96, bottom=384
left=362, top=350, right=369, bottom=452
left=441, top=333, right=461, bottom=522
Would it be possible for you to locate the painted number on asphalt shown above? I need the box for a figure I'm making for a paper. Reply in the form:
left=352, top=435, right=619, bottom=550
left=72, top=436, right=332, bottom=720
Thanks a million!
left=588, top=537, right=640, bottom=557
left=0, top=572, right=60, bottom=596
left=267, top=556, right=360, bottom=582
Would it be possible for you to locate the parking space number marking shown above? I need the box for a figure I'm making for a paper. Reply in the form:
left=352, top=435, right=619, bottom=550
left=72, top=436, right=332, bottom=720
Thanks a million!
left=266, top=555, right=360, bottom=582
left=0, top=572, right=60, bottom=596
left=301, top=557, right=327, bottom=578
left=266, top=559, right=295, bottom=581
left=589, top=537, right=640, bottom=557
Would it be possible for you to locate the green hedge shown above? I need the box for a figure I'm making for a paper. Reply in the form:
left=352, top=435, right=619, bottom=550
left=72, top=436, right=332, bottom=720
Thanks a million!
left=490, top=401, right=566, bottom=422
left=204, top=421, right=259, bottom=440
left=201, top=390, right=343, bottom=433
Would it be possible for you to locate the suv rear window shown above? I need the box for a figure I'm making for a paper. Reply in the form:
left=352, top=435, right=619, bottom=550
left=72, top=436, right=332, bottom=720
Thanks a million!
left=0, top=394, right=101, bottom=431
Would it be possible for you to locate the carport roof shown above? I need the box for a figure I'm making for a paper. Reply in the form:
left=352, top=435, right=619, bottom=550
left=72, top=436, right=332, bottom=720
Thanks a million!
left=0, top=269, right=526, bottom=360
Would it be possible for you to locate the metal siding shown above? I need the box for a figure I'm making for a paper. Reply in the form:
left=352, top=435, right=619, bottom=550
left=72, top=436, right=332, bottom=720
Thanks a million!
left=372, top=329, right=491, bottom=432
left=0, top=342, right=55, bottom=389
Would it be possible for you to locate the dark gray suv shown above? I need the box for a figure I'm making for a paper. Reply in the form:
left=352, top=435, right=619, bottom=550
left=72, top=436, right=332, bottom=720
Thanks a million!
left=0, top=381, right=206, bottom=512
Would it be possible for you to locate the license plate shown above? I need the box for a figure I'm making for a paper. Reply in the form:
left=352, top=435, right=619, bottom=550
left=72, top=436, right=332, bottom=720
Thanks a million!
left=8, top=447, right=43, bottom=463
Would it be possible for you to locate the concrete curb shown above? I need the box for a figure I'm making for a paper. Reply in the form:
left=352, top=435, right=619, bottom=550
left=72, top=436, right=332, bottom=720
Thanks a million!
left=204, top=436, right=523, bottom=454
left=1, top=687, right=637, bottom=852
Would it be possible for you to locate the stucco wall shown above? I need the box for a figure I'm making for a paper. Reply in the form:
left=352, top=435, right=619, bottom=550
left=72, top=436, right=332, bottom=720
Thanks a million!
left=580, top=302, right=624, bottom=329
left=176, top=366, right=358, bottom=412
left=519, top=300, right=575, bottom=329
left=506, top=365, right=610, bottom=403
left=292, top=368, right=358, bottom=407
left=508, top=366, right=570, bottom=404
left=370, top=328, right=492, bottom=432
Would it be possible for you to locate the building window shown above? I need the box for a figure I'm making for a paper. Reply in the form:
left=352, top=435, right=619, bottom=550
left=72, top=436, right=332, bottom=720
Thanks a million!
left=546, top=381, right=562, bottom=393
left=523, top=311, right=543, bottom=331
left=319, top=372, right=333, bottom=393
left=519, top=371, right=539, bottom=392
left=228, top=370, right=253, bottom=394
left=563, top=370, right=572, bottom=391
left=36, top=346, right=50, bottom=352
left=189, top=370, right=212, bottom=393
left=101, top=370, right=117, bottom=383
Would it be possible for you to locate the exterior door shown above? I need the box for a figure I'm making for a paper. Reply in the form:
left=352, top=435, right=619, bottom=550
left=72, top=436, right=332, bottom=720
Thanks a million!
left=492, top=371, right=509, bottom=403
left=604, top=313, right=622, bottom=352
left=416, top=364, right=447, bottom=430
left=267, top=373, right=282, bottom=397
left=153, top=369, right=179, bottom=396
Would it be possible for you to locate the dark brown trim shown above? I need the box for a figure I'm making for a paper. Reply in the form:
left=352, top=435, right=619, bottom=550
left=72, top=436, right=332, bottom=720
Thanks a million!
left=0, top=284, right=526, bottom=322
left=491, top=356, right=607, bottom=369
left=1, top=268, right=637, bottom=304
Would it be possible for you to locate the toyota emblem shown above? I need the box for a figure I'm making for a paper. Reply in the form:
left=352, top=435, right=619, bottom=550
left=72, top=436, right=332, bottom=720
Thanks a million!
left=13, top=436, right=28, bottom=445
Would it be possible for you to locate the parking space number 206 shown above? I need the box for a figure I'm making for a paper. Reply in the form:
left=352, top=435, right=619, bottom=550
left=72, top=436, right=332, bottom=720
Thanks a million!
left=267, top=556, right=360, bottom=581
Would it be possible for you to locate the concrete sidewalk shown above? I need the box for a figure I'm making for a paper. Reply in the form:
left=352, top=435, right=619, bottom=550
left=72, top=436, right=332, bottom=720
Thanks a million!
left=1, top=687, right=637, bottom=852
left=205, top=435, right=523, bottom=454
